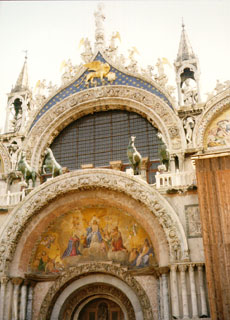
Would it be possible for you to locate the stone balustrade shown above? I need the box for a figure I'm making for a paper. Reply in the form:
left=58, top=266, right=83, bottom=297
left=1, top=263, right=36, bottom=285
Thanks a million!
left=0, top=190, right=25, bottom=206
left=155, top=170, right=196, bottom=189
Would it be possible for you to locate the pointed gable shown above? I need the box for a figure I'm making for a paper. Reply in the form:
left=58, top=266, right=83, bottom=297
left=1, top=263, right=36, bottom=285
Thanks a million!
left=30, top=52, right=174, bottom=130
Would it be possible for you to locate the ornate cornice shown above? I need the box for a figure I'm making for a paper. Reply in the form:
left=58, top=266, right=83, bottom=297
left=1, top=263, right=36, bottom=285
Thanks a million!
left=0, top=169, right=189, bottom=274
left=38, top=263, right=152, bottom=320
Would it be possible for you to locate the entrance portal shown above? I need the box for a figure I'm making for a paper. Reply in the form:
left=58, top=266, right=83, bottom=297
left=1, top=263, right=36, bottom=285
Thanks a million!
left=78, top=298, right=124, bottom=320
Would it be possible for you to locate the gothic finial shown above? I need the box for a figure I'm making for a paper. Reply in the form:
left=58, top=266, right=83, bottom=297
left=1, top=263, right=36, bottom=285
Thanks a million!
left=12, top=55, right=29, bottom=92
left=182, top=17, right=185, bottom=29
left=23, top=50, right=28, bottom=60
left=176, top=21, right=195, bottom=62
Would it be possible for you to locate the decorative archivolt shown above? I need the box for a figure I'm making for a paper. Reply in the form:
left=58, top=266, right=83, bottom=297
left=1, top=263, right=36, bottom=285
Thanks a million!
left=194, top=88, right=230, bottom=148
left=0, top=169, right=189, bottom=274
left=0, top=143, right=11, bottom=174
left=39, top=264, right=151, bottom=320
left=23, top=85, right=185, bottom=169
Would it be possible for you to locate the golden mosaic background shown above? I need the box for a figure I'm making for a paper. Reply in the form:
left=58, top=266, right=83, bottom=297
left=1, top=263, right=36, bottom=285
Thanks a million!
left=31, top=206, right=155, bottom=273
left=204, top=107, right=230, bottom=148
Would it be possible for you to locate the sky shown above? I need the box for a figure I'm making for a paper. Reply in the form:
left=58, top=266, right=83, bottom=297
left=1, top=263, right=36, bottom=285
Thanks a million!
left=0, top=0, right=230, bottom=132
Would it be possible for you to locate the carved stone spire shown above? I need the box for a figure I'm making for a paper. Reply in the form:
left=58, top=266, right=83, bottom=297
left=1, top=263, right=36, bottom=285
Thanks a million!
left=94, top=3, right=105, bottom=51
left=4, top=54, right=31, bottom=134
left=12, top=53, right=29, bottom=93
left=176, top=21, right=195, bottom=63
left=174, top=21, right=201, bottom=106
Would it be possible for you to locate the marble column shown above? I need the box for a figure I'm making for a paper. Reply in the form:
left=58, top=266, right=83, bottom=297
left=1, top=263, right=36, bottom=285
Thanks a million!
left=11, top=277, right=23, bottom=320
left=159, top=267, right=170, bottom=320
left=189, top=264, right=198, bottom=318
left=26, top=281, right=36, bottom=320
left=179, top=264, right=189, bottom=319
left=170, top=265, right=180, bottom=319
left=170, top=155, right=176, bottom=173
left=197, top=264, right=208, bottom=317
left=140, top=157, right=149, bottom=181
left=162, top=273, right=170, bottom=320
left=19, top=280, right=28, bottom=320
left=0, top=276, right=9, bottom=320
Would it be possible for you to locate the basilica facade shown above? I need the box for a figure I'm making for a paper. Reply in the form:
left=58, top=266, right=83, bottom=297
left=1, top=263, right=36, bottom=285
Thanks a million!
left=0, top=5, right=229, bottom=320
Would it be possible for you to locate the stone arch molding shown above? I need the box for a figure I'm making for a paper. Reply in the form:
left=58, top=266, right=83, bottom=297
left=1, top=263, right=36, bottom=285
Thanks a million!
left=39, top=264, right=150, bottom=320
left=24, top=85, right=186, bottom=169
left=194, top=88, right=230, bottom=148
left=0, top=143, right=11, bottom=174
left=0, top=169, right=189, bottom=274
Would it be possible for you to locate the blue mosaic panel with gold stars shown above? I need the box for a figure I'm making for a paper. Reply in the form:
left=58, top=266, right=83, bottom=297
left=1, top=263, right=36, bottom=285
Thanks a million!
left=30, top=53, right=173, bottom=130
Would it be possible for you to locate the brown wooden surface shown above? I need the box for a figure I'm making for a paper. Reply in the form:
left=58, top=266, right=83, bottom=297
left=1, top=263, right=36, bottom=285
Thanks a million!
left=196, top=156, right=230, bottom=320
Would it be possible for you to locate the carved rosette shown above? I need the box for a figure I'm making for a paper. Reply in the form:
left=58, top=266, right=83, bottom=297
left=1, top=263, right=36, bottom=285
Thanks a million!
left=194, top=89, right=230, bottom=148
left=38, top=263, right=152, bottom=320
left=0, top=170, right=189, bottom=274
left=24, top=86, right=185, bottom=170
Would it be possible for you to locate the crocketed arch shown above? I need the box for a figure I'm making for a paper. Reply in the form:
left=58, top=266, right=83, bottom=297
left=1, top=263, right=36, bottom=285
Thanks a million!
left=0, top=143, right=11, bottom=174
left=0, top=169, right=189, bottom=275
left=194, top=88, right=230, bottom=148
left=24, top=86, right=186, bottom=170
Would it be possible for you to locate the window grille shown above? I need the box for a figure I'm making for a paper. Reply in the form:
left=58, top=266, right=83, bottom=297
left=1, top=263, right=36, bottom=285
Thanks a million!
left=50, top=110, right=162, bottom=183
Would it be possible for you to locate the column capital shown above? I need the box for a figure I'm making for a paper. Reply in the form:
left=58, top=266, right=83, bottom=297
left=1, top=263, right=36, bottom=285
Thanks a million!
left=1, top=276, right=10, bottom=285
left=196, top=263, right=204, bottom=270
left=170, top=264, right=178, bottom=272
left=159, top=266, right=170, bottom=275
left=188, top=263, right=196, bottom=270
left=11, top=277, right=23, bottom=286
left=178, top=264, right=188, bottom=272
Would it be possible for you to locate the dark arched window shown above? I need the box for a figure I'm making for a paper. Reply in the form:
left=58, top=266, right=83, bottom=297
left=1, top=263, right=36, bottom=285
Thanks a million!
left=50, top=110, right=162, bottom=183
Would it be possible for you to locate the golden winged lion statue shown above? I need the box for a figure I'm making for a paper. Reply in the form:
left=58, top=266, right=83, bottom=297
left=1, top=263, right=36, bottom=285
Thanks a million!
left=84, top=61, right=116, bottom=85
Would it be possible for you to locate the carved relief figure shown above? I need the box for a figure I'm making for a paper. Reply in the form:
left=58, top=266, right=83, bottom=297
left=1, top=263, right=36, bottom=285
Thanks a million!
left=186, top=205, right=202, bottom=237
left=183, top=116, right=195, bottom=145
left=182, top=79, right=198, bottom=106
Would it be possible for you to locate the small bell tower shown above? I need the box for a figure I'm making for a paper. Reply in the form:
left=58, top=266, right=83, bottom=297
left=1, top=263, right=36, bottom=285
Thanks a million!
left=4, top=53, right=32, bottom=134
left=174, top=21, right=201, bottom=107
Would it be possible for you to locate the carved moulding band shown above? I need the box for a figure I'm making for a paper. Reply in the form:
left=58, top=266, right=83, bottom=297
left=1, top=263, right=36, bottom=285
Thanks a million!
left=60, top=285, right=134, bottom=320
left=194, top=90, right=230, bottom=148
left=0, top=143, right=11, bottom=174
left=24, top=86, right=185, bottom=167
left=0, top=169, right=189, bottom=275
left=39, top=263, right=150, bottom=320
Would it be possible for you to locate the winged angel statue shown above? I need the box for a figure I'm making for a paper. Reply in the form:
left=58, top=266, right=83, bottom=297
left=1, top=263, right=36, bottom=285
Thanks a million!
left=83, top=61, right=116, bottom=85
